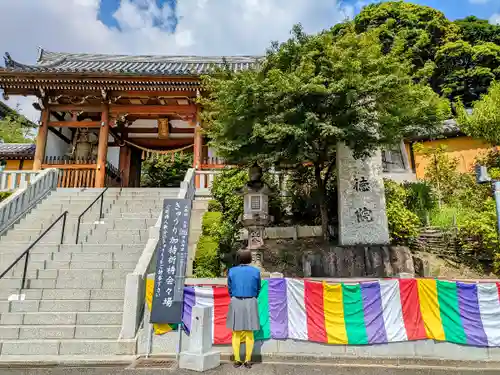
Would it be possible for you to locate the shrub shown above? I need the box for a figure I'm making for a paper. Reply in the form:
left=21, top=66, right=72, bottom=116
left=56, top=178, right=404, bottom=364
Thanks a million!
left=207, top=199, right=222, bottom=212
left=141, top=153, right=192, bottom=187
left=403, top=181, right=436, bottom=223
left=384, top=179, right=421, bottom=244
left=457, top=199, right=500, bottom=270
left=202, top=211, right=223, bottom=237
left=211, top=168, right=246, bottom=223
left=0, top=191, right=12, bottom=203
left=193, top=235, right=220, bottom=278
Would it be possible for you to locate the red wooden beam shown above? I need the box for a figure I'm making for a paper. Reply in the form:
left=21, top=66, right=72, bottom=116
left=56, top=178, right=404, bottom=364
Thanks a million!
left=50, top=121, right=101, bottom=128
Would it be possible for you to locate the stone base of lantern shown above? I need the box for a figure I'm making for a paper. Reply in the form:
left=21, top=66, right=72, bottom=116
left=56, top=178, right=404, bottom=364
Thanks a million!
left=302, top=245, right=423, bottom=278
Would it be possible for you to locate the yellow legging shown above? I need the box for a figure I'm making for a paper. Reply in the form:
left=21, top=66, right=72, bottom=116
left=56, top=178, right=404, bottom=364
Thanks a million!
left=231, top=331, right=254, bottom=363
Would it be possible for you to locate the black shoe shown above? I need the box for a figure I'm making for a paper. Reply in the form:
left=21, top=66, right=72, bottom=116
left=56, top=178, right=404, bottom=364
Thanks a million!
left=243, top=362, right=252, bottom=369
left=233, top=361, right=243, bottom=368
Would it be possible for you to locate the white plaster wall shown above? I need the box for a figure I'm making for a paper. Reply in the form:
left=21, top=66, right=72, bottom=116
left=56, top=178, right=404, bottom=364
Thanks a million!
left=107, top=146, right=120, bottom=168
left=45, top=128, right=72, bottom=158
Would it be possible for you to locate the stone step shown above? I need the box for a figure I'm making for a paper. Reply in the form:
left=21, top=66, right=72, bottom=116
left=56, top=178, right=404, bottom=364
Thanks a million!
left=0, top=289, right=125, bottom=301
left=7, top=299, right=124, bottom=313
left=113, top=206, right=162, bottom=214
left=117, top=212, right=159, bottom=219
left=0, top=312, right=122, bottom=326
left=0, top=325, right=121, bottom=340
left=4, top=261, right=136, bottom=277
left=1, top=275, right=128, bottom=290
left=0, top=244, right=143, bottom=253
left=0, top=339, right=136, bottom=355
left=111, top=218, right=157, bottom=230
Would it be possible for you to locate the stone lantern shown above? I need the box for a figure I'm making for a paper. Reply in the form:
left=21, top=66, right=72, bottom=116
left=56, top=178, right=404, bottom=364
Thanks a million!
left=236, top=163, right=273, bottom=268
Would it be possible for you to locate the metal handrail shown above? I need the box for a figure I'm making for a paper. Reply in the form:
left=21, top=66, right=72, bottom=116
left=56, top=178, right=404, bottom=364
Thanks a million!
left=0, top=211, right=68, bottom=290
left=75, top=187, right=108, bottom=244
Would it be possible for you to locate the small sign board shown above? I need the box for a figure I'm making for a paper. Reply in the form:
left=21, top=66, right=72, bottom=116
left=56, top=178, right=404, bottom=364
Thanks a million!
left=150, top=199, right=192, bottom=324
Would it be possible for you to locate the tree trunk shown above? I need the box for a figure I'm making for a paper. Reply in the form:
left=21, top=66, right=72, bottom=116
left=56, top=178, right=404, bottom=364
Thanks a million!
left=314, top=164, right=329, bottom=241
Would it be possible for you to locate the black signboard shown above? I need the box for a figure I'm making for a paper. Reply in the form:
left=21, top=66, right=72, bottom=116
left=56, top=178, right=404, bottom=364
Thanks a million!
left=150, top=199, right=192, bottom=324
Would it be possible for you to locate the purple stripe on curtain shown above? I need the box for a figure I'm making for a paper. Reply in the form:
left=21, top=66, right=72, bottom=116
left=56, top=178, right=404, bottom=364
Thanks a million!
left=268, top=278, right=288, bottom=339
left=360, top=282, right=387, bottom=344
left=182, top=286, right=195, bottom=334
left=457, top=282, right=488, bottom=346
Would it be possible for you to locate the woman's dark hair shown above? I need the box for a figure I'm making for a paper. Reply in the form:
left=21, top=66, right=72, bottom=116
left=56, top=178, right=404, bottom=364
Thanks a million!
left=237, top=249, right=252, bottom=265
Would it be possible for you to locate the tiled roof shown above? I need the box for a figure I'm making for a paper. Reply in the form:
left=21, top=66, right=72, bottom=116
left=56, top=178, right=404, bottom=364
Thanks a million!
left=2, top=49, right=261, bottom=76
left=407, top=118, right=462, bottom=141
left=0, top=143, right=35, bottom=160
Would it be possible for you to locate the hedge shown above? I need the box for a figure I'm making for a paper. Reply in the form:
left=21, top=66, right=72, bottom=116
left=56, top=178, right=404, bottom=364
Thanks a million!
left=193, top=235, right=220, bottom=278
left=207, top=199, right=222, bottom=212
left=202, top=211, right=223, bottom=237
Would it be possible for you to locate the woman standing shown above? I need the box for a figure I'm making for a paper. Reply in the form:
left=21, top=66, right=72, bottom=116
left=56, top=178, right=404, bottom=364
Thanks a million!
left=226, top=249, right=261, bottom=369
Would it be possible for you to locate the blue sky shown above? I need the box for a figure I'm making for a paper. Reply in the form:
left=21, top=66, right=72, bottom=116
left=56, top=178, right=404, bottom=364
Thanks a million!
left=348, top=0, right=500, bottom=21
left=96, top=0, right=500, bottom=33
left=1, top=0, right=500, bottom=121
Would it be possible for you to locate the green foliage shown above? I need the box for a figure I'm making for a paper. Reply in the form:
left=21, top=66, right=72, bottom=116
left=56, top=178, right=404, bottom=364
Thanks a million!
left=403, top=181, right=437, bottom=222
left=202, top=211, right=223, bottom=237
left=456, top=199, right=500, bottom=271
left=0, top=191, right=12, bottom=203
left=384, top=179, right=421, bottom=244
left=193, top=235, right=220, bottom=278
left=429, top=204, right=465, bottom=229
left=210, top=168, right=246, bottom=223
left=413, top=143, right=460, bottom=205
left=351, top=3, right=500, bottom=105
left=141, top=153, right=192, bottom=187
left=455, top=16, right=500, bottom=45
left=202, top=24, right=448, bottom=236
left=285, top=165, right=321, bottom=225
left=0, top=114, right=35, bottom=143
left=207, top=199, right=222, bottom=212
left=353, top=1, right=458, bottom=74
left=457, top=82, right=500, bottom=146
left=434, top=40, right=500, bottom=104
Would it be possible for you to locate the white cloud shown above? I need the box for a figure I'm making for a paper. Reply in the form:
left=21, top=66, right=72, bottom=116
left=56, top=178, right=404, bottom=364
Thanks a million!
left=0, top=0, right=351, bottom=122
left=491, top=13, right=500, bottom=25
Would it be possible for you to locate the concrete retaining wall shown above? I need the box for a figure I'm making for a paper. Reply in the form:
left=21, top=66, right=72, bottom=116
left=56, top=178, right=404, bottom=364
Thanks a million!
left=137, top=327, right=500, bottom=362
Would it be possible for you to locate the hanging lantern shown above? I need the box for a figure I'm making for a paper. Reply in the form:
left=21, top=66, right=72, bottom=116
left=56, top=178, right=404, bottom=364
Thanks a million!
left=158, top=118, right=169, bottom=139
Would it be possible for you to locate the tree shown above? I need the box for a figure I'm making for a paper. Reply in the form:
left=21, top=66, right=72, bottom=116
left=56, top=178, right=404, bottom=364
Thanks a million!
left=454, top=16, right=500, bottom=45
left=433, top=40, right=500, bottom=105
left=0, top=113, right=34, bottom=143
left=140, top=153, right=192, bottom=187
left=348, top=2, right=500, bottom=106
left=201, top=25, right=449, bottom=238
left=456, top=81, right=500, bottom=146
left=413, top=143, right=460, bottom=207
left=352, top=1, right=458, bottom=74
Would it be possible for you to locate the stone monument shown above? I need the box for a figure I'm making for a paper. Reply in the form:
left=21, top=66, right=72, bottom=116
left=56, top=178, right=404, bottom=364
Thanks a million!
left=336, top=141, right=390, bottom=245
left=236, top=163, right=273, bottom=269
left=299, top=142, right=416, bottom=278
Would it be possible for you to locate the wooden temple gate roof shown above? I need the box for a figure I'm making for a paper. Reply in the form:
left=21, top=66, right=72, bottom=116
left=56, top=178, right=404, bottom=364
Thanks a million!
left=0, top=49, right=261, bottom=95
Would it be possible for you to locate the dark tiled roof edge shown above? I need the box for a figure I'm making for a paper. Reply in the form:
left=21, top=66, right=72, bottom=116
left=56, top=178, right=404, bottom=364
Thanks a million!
left=3, top=49, right=263, bottom=76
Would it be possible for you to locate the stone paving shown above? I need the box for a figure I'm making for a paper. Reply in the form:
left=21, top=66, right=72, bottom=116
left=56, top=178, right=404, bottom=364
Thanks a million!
left=1, top=362, right=500, bottom=375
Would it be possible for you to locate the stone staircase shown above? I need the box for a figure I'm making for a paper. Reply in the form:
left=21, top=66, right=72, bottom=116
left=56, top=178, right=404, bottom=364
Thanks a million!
left=187, top=199, right=209, bottom=276
left=0, top=187, right=179, bottom=358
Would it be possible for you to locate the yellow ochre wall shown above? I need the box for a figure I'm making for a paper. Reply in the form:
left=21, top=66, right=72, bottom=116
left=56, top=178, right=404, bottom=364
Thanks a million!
left=406, top=136, right=491, bottom=179
left=4, top=159, right=34, bottom=170
left=3, top=159, right=35, bottom=188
